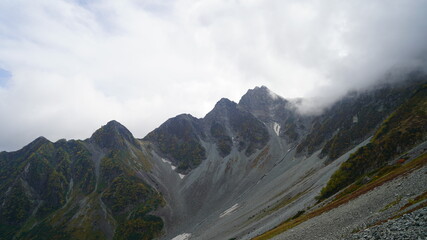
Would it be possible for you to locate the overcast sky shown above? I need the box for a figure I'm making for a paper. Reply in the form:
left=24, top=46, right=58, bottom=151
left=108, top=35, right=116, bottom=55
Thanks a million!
left=0, top=0, right=426, bottom=151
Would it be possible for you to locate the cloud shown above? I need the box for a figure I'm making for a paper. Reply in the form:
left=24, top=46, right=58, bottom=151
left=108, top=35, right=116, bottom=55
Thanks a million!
left=0, top=0, right=426, bottom=151
left=0, top=68, right=11, bottom=87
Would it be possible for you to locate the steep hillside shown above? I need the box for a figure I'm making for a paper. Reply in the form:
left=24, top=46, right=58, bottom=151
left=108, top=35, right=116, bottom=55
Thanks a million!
left=296, top=76, right=425, bottom=161
left=318, top=83, right=427, bottom=200
left=252, top=83, right=427, bottom=240
left=0, top=121, right=164, bottom=240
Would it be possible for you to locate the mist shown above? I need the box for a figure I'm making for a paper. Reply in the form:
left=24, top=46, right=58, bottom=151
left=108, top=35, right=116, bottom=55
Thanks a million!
left=0, top=0, right=426, bottom=151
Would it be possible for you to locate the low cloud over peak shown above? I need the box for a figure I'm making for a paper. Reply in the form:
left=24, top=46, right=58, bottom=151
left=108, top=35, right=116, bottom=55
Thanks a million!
left=0, top=0, right=426, bottom=151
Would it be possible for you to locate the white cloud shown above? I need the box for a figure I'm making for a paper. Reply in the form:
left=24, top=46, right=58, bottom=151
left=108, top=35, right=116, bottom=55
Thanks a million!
left=0, top=0, right=426, bottom=151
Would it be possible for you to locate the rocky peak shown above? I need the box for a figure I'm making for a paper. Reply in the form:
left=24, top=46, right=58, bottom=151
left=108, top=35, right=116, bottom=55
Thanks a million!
left=211, top=98, right=237, bottom=113
left=201, top=95, right=270, bottom=156
left=20, top=136, right=51, bottom=153
left=216, top=98, right=236, bottom=107
left=173, top=113, right=199, bottom=122
left=151, top=114, right=203, bottom=136
left=30, top=136, right=50, bottom=146
left=238, top=86, right=291, bottom=123
left=90, top=120, right=137, bottom=149
left=204, top=98, right=238, bottom=122
left=239, top=86, right=285, bottom=109
left=143, top=114, right=206, bottom=173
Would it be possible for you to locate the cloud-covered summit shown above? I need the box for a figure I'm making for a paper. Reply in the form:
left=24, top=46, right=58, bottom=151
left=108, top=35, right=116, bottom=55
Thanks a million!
left=0, top=0, right=426, bottom=151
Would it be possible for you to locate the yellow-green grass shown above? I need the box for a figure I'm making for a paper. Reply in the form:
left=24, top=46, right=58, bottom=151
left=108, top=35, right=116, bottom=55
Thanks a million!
left=399, top=191, right=427, bottom=211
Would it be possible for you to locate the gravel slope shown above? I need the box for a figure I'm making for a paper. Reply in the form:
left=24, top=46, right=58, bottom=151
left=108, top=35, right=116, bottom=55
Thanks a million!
left=271, top=165, right=427, bottom=240
left=346, top=206, right=427, bottom=240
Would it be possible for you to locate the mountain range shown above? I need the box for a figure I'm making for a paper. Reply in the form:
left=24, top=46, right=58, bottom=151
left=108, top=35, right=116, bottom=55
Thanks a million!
left=1, top=72, right=427, bottom=240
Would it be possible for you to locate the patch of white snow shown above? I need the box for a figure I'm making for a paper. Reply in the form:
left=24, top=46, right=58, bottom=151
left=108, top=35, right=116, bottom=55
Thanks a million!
left=172, top=233, right=191, bottom=240
left=273, top=122, right=281, bottom=136
left=353, top=115, right=359, bottom=123
left=162, top=158, right=177, bottom=171
left=161, top=158, right=171, bottom=164
left=219, top=203, right=239, bottom=218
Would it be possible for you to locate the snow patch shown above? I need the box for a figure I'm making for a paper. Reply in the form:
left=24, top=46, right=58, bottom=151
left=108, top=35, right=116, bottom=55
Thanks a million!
left=162, top=158, right=183, bottom=178
left=66, top=178, right=74, bottom=202
left=219, top=203, right=239, bottom=218
left=353, top=115, right=359, bottom=123
left=172, top=233, right=191, bottom=240
left=273, top=122, right=281, bottom=136
left=24, top=163, right=31, bottom=173
left=161, top=158, right=171, bottom=164
left=162, top=158, right=177, bottom=171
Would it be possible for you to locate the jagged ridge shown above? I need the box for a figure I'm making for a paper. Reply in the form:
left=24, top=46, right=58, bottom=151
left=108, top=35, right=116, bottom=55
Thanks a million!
left=1, top=73, right=426, bottom=240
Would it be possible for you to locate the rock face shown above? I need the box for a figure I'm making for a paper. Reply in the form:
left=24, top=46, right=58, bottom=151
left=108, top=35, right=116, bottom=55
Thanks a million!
left=238, top=86, right=289, bottom=121
left=144, top=96, right=270, bottom=173
left=143, top=114, right=206, bottom=173
left=239, top=86, right=308, bottom=143
left=1, top=73, right=426, bottom=240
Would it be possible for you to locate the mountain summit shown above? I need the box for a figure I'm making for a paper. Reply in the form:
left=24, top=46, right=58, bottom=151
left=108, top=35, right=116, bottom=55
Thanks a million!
left=239, top=86, right=286, bottom=113
left=90, top=120, right=138, bottom=149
